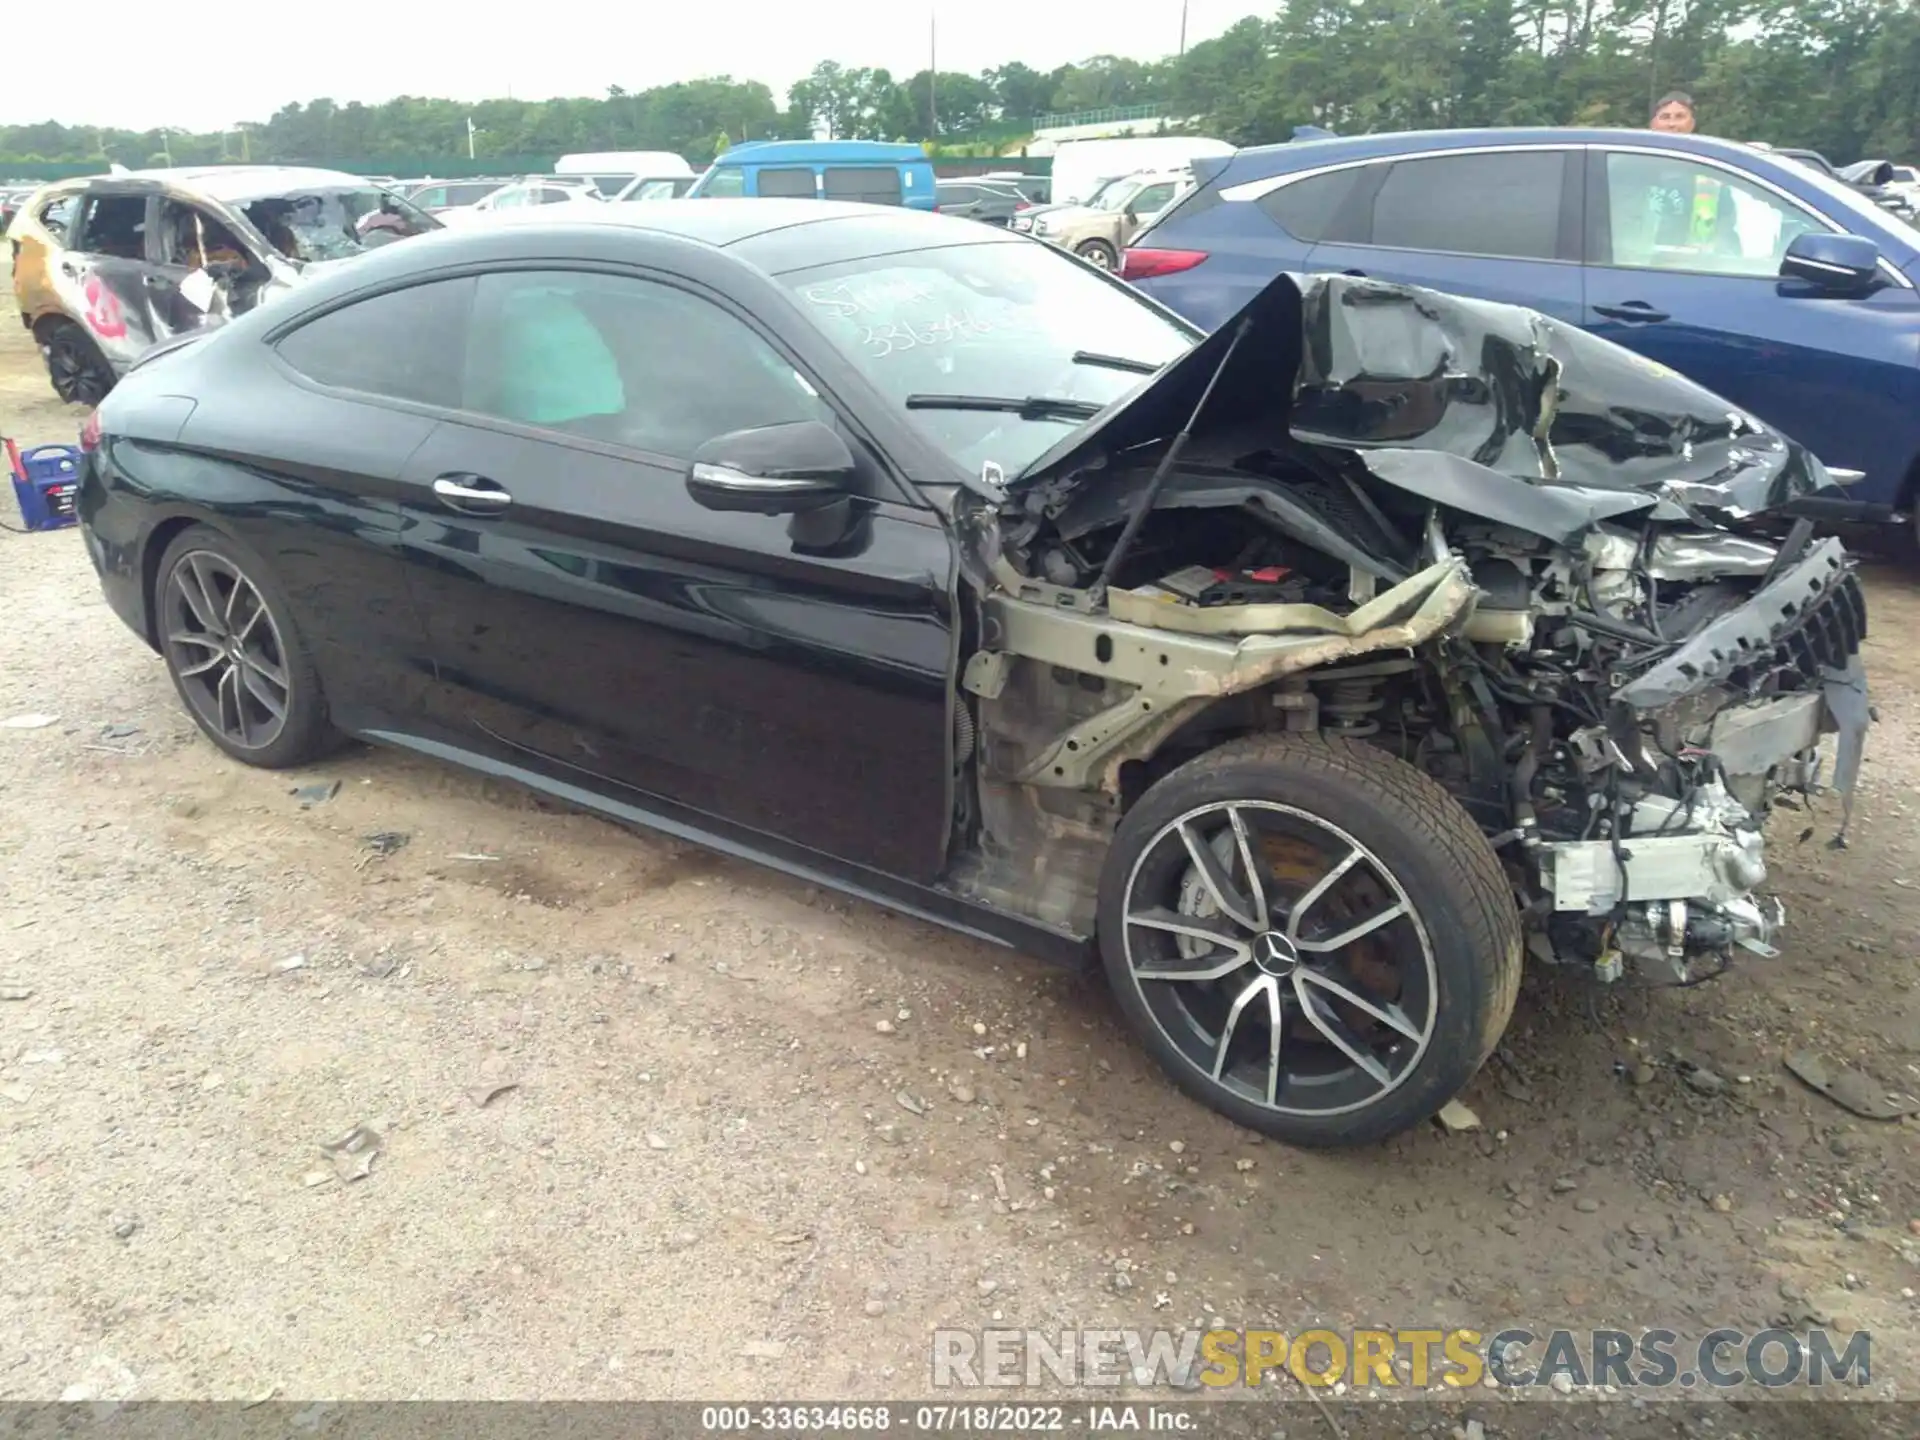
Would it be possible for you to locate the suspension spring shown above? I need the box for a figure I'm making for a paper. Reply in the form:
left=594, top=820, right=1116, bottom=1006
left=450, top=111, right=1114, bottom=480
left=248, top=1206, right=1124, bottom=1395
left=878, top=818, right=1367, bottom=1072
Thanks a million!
left=1319, top=677, right=1385, bottom=738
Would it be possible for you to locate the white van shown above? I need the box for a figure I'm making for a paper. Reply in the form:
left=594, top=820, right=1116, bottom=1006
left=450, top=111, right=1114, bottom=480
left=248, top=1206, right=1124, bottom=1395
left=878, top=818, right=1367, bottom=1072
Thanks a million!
left=1049, top=136, right=1233, bottom=207
left=554, top=151, right=694, bottom=197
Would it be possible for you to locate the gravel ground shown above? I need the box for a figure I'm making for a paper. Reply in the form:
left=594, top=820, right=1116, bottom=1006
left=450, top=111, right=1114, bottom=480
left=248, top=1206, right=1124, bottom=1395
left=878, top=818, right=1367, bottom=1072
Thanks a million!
left=2, top=286, right=1916, bottom=1431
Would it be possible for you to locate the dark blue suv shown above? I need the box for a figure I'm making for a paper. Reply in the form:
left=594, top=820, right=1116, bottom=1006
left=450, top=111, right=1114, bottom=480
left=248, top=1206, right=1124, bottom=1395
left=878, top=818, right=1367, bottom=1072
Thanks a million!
left=1125, top=128, right=1920, bottom=540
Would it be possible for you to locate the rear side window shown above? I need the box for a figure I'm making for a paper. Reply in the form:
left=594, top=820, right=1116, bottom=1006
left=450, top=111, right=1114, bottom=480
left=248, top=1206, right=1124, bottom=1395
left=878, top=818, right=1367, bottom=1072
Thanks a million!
left=1258, top=168, right=1371, bottom=242
left=74, top=196, right=148, bottom=259
left=276, top=277, right=474, bottom=408
left=1369, top=152, right=1567, bottom=259
left=758, top=167, right=818, bottom=199
left=824, top=167, right=903, bottom=205
left=702, top=166, right=746, bottom=198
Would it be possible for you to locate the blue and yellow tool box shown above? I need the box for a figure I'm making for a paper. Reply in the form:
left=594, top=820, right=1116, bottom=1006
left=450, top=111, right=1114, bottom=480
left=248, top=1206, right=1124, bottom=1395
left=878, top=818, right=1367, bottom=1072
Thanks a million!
left=5, top=439, right=81, bottom=531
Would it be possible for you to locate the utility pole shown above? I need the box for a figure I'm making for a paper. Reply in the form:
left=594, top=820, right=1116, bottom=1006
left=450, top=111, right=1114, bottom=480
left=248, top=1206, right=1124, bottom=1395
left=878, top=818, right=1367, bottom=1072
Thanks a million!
left=467, top=117, right=477, bottom=160
left=1179, top=0, right=1189, bottom=56
left=929, top=12, right=938, bottom=140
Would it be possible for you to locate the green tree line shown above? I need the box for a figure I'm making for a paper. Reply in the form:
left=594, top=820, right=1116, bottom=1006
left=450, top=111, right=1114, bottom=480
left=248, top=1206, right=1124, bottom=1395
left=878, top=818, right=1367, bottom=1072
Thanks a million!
left=5, top=1, right=1919, bottom=169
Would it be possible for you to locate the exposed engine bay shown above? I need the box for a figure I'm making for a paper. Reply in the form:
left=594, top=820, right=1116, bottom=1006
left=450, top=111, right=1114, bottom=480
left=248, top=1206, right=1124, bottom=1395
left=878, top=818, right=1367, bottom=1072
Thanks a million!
left=941, top=273, right=1869, bottom=986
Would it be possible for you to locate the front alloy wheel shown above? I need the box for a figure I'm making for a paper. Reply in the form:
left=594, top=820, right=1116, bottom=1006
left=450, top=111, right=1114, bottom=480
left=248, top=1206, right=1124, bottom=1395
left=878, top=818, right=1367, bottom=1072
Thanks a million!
left=44, top=321, right=114, bottom=406
left=1097, top=735, right=1522, bottom=1146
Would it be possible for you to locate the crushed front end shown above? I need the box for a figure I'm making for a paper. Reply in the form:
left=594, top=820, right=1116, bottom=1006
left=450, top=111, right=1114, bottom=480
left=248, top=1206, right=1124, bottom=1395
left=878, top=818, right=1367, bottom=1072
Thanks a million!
left=1450, top=520, right=1867, bottom=984
left=970, top=270, right=1870, bottom=987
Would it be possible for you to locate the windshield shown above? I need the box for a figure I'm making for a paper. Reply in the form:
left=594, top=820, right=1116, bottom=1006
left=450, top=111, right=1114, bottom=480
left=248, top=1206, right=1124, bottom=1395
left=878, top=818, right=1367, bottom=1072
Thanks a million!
left=242, top=187, right=437, bottom=263
left=781, top=240, right=1195, bottom=476
left=1091, top=179, right=1147, bottom=213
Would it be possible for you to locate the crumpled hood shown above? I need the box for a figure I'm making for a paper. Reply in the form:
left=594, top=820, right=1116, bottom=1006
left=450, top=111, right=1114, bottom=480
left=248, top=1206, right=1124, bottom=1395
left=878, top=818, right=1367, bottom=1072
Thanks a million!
left=1014, top=272, right=1835, bottom=534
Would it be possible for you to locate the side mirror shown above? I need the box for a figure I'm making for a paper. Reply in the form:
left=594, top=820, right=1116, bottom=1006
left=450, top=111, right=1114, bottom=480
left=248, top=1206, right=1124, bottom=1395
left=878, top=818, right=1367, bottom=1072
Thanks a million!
left=685, top=420, right=856, bottom=515
left=1780, top=232, right=1880, bottom=291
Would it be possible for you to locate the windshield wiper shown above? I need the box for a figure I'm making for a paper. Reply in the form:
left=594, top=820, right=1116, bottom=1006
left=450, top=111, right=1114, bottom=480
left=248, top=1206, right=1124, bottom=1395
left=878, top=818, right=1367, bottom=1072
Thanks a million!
left=1071, top=349, right=1162, bottom=375
left=905, top=393, right=1104, bottom=421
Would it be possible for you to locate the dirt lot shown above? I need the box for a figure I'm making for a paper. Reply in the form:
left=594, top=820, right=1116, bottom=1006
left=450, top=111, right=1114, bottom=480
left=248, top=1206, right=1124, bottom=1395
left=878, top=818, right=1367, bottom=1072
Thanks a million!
left=2, top=286, right=1917, bottom=1430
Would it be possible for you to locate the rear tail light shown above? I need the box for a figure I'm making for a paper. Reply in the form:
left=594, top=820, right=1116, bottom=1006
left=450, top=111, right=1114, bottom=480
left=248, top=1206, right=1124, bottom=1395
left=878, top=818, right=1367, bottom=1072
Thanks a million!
left=1016, top=198, right=1032, bottom=210
left=79, top=410, right=103, bottom=453
left=1120, top=247, right=1209, bottom=282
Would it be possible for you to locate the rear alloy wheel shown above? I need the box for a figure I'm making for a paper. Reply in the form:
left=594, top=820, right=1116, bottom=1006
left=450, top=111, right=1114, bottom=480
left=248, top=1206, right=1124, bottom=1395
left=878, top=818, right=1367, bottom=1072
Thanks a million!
left=156, top=526, right=338, bottom=768
left=1075, top=239, right=1119, bottom=270
left=1097, top=735, right=1522, bottom=1147
left=42, top=320, right=115, bottom=406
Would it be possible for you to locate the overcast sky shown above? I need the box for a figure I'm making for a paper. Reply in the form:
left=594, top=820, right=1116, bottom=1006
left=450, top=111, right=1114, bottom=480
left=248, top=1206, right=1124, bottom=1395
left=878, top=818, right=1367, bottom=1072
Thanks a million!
left=8, top=1, right=1246, bottom=133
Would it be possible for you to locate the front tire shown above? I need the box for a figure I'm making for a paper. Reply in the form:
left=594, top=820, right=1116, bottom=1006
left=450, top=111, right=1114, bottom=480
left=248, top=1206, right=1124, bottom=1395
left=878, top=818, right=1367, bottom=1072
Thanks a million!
left=41, top=320, right=115, bottom=406
left=154, top=525, right=338, bottom=768
left=1096, top=735, right=1522, bottom=1147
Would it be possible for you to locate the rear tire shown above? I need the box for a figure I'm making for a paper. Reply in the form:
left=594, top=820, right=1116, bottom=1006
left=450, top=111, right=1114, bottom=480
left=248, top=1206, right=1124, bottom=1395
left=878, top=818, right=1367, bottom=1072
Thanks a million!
left=1075, top=239, right=1118, bottom=270
left=154, top=525, right=339, bottom=769
left=1096, top=734, right=1522, bottom=1147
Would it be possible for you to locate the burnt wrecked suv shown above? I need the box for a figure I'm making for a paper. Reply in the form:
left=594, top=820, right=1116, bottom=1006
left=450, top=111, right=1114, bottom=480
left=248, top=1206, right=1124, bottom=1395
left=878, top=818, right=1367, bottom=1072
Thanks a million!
left=8, top=166, right=437, bottom=405
left=77, top=204, right=1868, bottom=1146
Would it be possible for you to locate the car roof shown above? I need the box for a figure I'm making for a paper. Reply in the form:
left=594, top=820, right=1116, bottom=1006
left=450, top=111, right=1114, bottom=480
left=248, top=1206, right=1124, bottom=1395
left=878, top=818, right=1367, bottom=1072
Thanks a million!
left=270, top=201, right=1019, bottom=312
left=1220, top=127, right=1805, bottom=174
left=709, top=140, right=928, bottom=165
left=53, top=165, right=374, bottom=203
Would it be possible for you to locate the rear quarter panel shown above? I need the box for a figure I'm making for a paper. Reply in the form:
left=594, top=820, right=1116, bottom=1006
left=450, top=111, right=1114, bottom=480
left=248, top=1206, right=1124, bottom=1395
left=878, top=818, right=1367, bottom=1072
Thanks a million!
left=1131, top=199, right=1313, bottom=330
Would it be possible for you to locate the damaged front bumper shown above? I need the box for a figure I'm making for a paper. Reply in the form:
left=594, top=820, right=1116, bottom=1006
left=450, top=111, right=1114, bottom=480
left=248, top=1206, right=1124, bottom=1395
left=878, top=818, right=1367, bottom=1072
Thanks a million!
left=1534, top=537, right=1869, bottom=980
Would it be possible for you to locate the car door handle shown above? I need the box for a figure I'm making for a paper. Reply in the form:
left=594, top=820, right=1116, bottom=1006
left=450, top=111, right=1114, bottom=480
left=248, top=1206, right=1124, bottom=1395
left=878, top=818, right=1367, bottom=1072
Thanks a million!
left=432, top=473, right=512, bottom=515
left=1593, top=301, right=1671, bottom=323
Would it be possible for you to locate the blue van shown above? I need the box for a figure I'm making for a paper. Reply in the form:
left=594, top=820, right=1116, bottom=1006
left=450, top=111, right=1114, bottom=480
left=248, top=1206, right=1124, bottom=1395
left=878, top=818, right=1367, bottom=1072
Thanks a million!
left=686, top=141, right=937, bottom=211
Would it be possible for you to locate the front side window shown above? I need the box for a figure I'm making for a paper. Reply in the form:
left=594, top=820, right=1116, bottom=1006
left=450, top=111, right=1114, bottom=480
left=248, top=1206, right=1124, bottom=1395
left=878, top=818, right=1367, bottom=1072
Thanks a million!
left=758, top=167, right=818, bottom=199
left=75, top=195, right=148, bottom=259
left=782, top=240, right=1193, bottom=476
left=461, top=270, right=828, bottom=457
left=701, top=166, right=746, bottom=198
left=1603, top=151, right=1825, bottom=276
left=824, top=167, right=903, bottom=205
left=37, top=193, right=81, bottom=240
left=275, top=277, right=473, bottom=407
left=1370, top=151, right=1566, bottom=260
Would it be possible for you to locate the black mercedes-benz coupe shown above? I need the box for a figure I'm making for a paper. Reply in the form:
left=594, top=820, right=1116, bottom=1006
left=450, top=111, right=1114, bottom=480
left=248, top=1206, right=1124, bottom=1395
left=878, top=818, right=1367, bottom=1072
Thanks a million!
left=78, top=201, right=1867, bottom=1145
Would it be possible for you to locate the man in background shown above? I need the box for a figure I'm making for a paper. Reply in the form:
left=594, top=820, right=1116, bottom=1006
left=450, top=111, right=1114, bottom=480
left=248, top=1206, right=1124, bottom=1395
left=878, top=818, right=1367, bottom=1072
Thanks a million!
left=1650, top=92, right=1697, bottom=134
